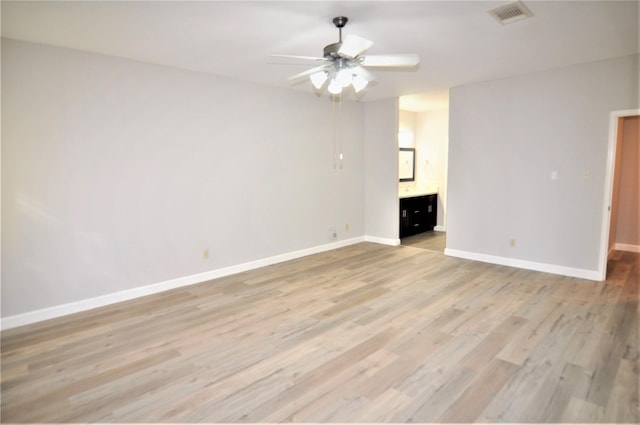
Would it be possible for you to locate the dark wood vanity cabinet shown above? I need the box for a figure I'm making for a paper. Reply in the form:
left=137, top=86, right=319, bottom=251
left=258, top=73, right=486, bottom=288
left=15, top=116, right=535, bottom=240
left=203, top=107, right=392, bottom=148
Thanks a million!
left=400, top=194, right=437, bottom=238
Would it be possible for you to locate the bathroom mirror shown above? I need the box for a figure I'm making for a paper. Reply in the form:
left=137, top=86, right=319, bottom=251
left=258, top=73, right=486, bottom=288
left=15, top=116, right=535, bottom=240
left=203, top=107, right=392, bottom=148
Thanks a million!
left=399, top=148, right=415, bottom=182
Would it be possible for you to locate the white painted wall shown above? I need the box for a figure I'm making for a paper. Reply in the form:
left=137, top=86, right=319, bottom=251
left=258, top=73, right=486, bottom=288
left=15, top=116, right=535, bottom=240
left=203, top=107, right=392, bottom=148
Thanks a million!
left=416, top=109, right=449, bottom=230
left=398, top=110, right=418, bottom=193
left=364, top=99, right=399, bottom=245
left=1, top=39, right=365, bottom=318
left=398, top=110, right=416, bottom=148
left=447, top=54, right=639, bottom=278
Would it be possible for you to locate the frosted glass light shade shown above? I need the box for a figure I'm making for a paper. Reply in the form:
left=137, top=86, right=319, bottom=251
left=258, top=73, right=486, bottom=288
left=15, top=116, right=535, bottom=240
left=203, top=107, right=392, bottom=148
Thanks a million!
left=328, top=78, right=342, bottom=95
left=310, top=71, right=328, bottom=89
left=352, top=74, right=368, bottom=92
left=336, top=68, right=353, bottom=88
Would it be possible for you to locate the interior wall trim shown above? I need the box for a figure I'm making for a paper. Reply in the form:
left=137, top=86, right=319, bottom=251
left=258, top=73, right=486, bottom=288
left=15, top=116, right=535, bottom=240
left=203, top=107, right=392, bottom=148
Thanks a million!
left=614, top=243, right=640, bottom=253
left=599, top=108, right=640, bottom=280
left=364, top=235, right=401, bottom=246
left=444, top=248, right=601, bottom=281
left=1, top=236, right=366, bottom=331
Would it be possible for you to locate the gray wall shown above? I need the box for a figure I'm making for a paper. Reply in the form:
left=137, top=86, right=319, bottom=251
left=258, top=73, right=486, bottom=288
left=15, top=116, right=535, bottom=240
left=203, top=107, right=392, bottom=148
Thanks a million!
left=2, top=39, right=365, bottom=317
left=447, top=54, right=639, bottom=275
left=6, top=38, right=636, bottom=321
left=364, top=98, right=399, bottom=244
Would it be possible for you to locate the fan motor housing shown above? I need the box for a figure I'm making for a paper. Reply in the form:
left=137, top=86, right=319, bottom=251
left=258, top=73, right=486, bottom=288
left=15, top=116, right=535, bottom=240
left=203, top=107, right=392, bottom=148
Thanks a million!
left=323, top=42, right=342, bottom=59
left=333, top=16, right=348, bottom=28
left=324, top=16, right=349, bottom=59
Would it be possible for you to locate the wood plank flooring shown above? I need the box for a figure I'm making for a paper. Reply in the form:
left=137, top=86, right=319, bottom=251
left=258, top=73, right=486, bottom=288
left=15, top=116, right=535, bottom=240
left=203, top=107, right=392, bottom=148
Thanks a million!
left=401, top=231, right=446, bottom=252
left=1, top=243, right=638, bottom=423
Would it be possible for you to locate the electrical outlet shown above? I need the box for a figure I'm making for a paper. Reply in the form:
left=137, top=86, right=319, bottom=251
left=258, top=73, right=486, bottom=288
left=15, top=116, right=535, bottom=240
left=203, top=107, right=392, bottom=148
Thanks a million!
left=345, top=223, right=349, bottom=232
left=329, top=227, right=337, bottom=240
left=510, top=239, right=516, bottom=248
left=203, top=249, right=209, bottom=259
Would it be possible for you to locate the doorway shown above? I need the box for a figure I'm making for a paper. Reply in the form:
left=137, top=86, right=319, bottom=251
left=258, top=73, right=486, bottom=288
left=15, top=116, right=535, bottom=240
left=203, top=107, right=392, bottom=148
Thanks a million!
left=599, top=109, right=640, bottom=280
left=398, top=90, right=450, bottom=252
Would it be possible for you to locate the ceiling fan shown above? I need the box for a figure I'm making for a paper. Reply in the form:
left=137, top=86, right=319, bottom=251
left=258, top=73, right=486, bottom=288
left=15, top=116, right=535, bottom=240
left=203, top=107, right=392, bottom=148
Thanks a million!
left=271, top=16, right=420, bottom=96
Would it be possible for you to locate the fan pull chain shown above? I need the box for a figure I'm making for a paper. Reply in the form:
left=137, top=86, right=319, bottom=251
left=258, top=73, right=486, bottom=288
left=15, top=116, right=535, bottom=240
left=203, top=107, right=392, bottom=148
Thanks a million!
left=331, top=94, right=344, bottom=170
left=332, top=94, right=337, bottom=169
left=331, top=13, right=346, bottom=170
left=338, top=93, right=343, bottom=169
left=331, top=93, right=344, bottom=170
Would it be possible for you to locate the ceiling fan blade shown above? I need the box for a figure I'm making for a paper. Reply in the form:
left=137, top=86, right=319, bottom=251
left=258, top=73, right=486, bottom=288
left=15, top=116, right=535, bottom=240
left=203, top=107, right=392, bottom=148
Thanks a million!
left=269, top=54, right=330, bottom=64
left=361, top=54, right=420, bottom=68
left=352, top=66, right=376, bottom=82
left=287, top=64, right=332, bottom=81
left=338, top=34, right=374, bottom=59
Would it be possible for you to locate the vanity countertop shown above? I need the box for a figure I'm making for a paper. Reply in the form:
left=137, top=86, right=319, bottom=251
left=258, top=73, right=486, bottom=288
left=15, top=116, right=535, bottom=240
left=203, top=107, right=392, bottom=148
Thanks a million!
left=399, top=191, right=437, bottom=199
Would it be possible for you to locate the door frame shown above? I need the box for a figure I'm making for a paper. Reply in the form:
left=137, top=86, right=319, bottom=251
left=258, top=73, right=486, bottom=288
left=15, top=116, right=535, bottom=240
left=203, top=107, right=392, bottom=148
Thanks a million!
left=597, top=108, right=640, bottom=280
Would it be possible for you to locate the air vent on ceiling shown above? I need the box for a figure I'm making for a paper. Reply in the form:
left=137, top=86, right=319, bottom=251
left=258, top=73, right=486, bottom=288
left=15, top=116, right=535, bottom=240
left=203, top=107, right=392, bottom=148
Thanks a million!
left=488, top=1, right=533, bottom=25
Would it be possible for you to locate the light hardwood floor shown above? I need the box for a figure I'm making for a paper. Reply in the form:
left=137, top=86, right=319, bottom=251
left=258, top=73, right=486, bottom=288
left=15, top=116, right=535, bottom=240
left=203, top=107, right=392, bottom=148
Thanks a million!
left=1, top=243, right=638, bottom=423
left=401, top=231, right=446, bottom=252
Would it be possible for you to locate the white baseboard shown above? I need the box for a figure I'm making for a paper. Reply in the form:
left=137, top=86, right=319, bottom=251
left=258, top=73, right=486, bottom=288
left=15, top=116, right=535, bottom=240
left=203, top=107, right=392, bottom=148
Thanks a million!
left=1, top=236, right=366, bottom=330
left=364, top=235, right=401, bottom=246
left=434, top=225, right=446, bottom=232
left=13, top=237, right=592, bottom=330
left=444, top=248, right=601, bottom=281
left=614, top=243, right=640, bottom=253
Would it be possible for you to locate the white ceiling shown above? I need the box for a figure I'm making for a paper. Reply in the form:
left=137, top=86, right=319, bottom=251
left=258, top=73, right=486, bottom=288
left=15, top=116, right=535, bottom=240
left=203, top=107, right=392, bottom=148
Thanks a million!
left=399, top=89, right=450, bottom=112
left=2, top=1, right=639, bottom=105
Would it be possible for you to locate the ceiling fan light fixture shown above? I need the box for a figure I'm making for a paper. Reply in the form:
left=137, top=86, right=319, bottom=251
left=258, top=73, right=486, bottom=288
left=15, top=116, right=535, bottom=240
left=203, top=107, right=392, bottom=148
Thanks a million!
left=328, top=78, right=343, bottom=95
left=336, top=68, right=353, bottom=88
left=274, top=16, right=419, bottom=98
left=310, top=71, right=328, bottom=89
left=352, top=74, right=368, bottom=93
